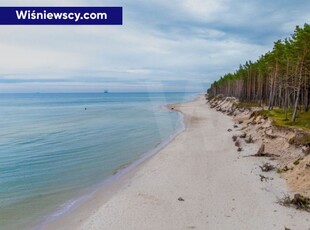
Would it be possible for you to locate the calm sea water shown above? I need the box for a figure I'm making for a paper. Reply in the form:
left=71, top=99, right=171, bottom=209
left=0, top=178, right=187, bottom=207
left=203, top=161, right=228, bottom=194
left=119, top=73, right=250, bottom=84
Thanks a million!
left=0, top=92, right=195, bottom=230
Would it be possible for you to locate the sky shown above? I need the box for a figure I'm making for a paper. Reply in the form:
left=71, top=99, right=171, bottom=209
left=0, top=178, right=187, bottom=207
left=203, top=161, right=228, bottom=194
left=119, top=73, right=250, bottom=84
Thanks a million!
left=0, top=0, right=309, bottom=93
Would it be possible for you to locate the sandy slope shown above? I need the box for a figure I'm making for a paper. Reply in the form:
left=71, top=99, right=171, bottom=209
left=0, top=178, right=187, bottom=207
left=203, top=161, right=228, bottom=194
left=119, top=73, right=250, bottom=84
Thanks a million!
left=44, top=96, right=310, bottom=230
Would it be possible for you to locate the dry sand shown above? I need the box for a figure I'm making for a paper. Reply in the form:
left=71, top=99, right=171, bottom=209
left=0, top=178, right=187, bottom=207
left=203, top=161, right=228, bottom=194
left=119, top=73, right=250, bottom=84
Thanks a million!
left=208, top=96, right=310, bottom=198
left=43, top=96, right=310, bottom=230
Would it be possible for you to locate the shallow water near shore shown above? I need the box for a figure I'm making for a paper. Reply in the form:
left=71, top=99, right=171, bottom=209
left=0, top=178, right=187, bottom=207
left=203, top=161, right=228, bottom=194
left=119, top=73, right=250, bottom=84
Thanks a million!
left=0, top=92, right=195, bottom=230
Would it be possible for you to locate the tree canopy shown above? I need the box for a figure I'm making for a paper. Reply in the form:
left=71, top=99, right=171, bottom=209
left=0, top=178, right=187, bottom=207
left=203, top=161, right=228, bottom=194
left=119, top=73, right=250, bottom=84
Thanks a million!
left=208, top=24, right=310, bottom=122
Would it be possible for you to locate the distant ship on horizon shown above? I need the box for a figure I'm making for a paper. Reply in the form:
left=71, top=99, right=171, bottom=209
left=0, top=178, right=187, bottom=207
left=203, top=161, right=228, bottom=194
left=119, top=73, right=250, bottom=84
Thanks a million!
left=104, top=90, right=109, bottom=93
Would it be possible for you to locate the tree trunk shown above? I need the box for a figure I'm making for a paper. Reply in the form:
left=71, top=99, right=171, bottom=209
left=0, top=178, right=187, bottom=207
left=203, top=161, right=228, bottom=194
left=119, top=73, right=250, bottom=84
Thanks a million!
left=292, top=63, right=303, bottom=123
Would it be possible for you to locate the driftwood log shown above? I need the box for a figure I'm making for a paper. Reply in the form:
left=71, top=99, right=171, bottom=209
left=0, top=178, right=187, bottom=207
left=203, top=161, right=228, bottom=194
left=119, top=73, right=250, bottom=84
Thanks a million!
left=253, top=144, right=279, bottom=157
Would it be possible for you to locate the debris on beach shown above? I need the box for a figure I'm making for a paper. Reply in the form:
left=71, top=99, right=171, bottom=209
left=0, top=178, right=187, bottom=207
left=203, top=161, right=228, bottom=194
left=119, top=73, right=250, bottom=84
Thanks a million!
left=293, top=158, right=303, bottom=165
left=259, top=163, right=276, bottom=172
left=256, top=144, right=265, bottom=155
left=279, top=194, right=310, bottom=212
left=277, top=165, right=291, bottom=173
left=178, top=197, right=185, bottom=201
left=253, top=144, right=279, bottom=157
left=245, top=135, right=254, bottom=143
left=259, top=174, right=271, bottom=182
left=209, top=95, right=310, bottom=199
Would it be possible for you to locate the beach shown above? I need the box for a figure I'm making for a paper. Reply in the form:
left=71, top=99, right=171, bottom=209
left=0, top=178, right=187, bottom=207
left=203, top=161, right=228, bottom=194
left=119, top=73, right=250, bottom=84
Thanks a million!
left=44, top=95, right=310, bottom=230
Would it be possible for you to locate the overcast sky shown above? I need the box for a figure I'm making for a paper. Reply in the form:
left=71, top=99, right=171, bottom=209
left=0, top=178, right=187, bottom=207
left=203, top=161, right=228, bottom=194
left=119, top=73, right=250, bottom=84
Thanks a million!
left=0, top=0, right=309, bottom=93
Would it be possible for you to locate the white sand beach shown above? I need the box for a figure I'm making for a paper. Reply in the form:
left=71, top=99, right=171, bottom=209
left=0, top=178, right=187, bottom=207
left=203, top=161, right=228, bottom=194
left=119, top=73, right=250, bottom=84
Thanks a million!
left=44, top=96, right=310, bottom=230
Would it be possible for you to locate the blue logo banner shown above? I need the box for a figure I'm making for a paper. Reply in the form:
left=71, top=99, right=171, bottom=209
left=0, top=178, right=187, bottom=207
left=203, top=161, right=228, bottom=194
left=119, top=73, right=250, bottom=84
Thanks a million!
left=0, top=7, right=123, bottom=25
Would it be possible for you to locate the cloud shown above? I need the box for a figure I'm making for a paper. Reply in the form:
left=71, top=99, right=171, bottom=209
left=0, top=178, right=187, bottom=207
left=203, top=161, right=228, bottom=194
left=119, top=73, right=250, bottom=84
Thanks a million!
left=0, top=0, right=309, bottom=92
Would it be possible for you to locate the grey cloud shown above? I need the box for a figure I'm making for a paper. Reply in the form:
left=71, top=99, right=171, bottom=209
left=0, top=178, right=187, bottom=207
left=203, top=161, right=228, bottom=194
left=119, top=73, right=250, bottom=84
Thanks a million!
left=0, top=0, right=309, bottom=92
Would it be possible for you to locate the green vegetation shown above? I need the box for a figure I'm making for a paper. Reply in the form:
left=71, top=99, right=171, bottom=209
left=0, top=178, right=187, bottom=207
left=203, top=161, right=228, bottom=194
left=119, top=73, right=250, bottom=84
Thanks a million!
left=271, top=110, right=310, bottom=131
left=236, top=101, right=260, bottom=109
left=249, top=107, right=310, bottom=145
left=208, top=24, right=310, bottom=125
left=252, top=109, right=310, bottom=131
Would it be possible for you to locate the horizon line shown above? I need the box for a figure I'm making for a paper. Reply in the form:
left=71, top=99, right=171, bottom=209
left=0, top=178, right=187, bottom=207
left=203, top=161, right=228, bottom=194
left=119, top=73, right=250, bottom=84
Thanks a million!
left=0, top=91, right=202, bottom=94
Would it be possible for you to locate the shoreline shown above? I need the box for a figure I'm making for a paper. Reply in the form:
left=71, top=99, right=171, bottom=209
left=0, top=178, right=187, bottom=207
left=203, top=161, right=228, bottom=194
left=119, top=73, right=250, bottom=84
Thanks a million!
left=36, top=101, right=187, bottom=230
left=43, top=95, right=309, bottom=230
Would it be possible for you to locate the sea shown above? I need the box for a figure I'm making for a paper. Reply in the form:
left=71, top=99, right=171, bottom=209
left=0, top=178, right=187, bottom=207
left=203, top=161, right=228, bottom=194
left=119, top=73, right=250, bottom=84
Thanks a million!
left=0, top=92, right=196, bottom=230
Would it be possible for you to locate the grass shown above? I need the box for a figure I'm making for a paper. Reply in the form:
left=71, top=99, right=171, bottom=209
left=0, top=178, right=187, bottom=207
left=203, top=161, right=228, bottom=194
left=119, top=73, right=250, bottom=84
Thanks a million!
left=236, top=101, right=260, bottom=109
left=251, top=108, right=310, bottom=145
left=254, top=109, right=310, bottom=132
left=272, top=109, right=310, bottom=131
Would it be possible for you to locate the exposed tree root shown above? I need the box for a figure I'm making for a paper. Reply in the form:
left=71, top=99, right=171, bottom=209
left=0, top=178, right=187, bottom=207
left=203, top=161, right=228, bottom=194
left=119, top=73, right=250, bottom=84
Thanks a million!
left=251, top=144, right=280, bottom=157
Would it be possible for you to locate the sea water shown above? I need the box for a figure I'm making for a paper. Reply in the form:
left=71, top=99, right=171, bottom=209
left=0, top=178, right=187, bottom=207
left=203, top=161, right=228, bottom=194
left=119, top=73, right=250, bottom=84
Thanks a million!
left=0, top=92, right=195, bottom=230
